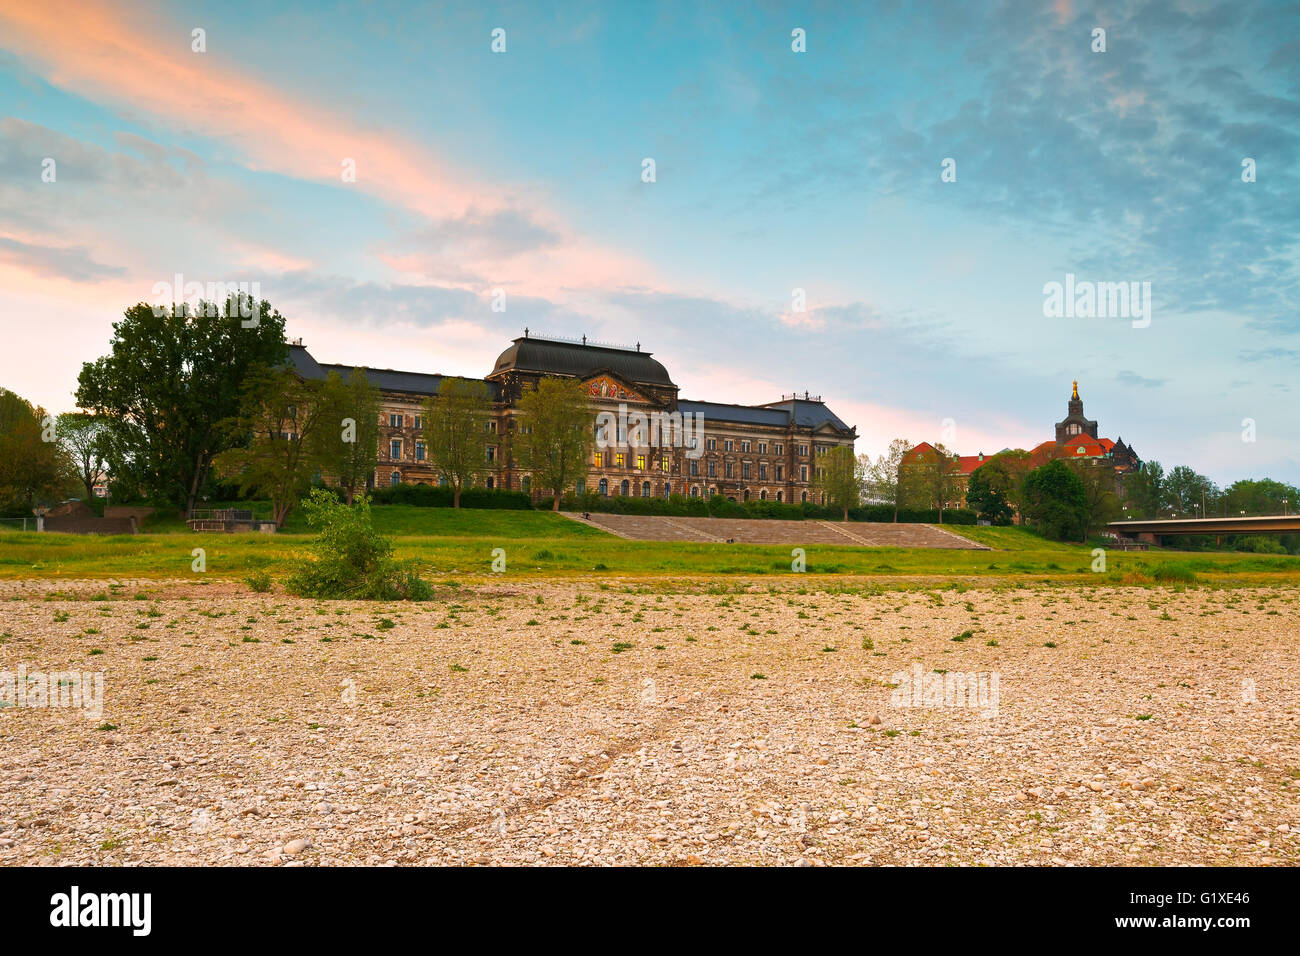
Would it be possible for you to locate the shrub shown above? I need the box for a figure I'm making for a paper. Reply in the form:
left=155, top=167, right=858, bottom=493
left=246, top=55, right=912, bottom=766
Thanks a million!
left=244, top=570, right=273, bottom=593
left=369, top=483, right=532, bottom=510
left=285, top=489, right=432, bottom=600
left=1152, top=562, right=1198, bottom=584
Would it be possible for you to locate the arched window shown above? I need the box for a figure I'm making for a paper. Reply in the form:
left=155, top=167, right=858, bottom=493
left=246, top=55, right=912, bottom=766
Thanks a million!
left=521, top=476, right=531, bottom=494
left=690, top=485, right=699, bottom=498
left=801, top=491, right=807, bottom=502
left=760, top=489, right=767, bottom=500
left=599, top=478, right=608, bottom=497
left=641, top=481, right=650, bottom=497
left=620, top=479, right=630, bottom=497
left=776, top=491, right=783, bottom=502
left=486, top=477, right=494, bottom=489
left=390, top=471, right=401, bottom=486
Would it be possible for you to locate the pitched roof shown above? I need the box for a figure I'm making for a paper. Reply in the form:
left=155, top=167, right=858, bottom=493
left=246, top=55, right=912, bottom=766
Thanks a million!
left=676, top=400, right=790, bottom=427
left=288, top=344, right=500, bottom=398
left=490, top=336, right=674, bottom=386
left=757, top=398, right=853, bottom=433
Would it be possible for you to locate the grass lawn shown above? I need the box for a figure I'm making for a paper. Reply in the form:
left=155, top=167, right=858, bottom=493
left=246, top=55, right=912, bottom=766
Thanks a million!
left=3, top=507, right=1300, bottom=585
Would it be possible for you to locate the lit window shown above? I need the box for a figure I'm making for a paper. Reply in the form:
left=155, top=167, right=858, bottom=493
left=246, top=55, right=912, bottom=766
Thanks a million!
left=615, top=453, right=625, bottom=468
left=637, top=454, right=646, bottom=470
left=594, top=452, right=603, bottom=468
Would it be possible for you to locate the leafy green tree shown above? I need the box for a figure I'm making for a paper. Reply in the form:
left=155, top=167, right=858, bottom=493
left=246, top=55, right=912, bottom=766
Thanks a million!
left=56, top=412, right=109, bottom=503
left=1164, top=465, right=1216, bottom=517
left=320, top=368, right=380, bottom=505
left=862, top=438, right=910, bottom=522
left=514, top=377, right=593, bottom=510
left=900, top=442, right=963, bottom=522
left=815, top=445, right=861, bottom=520
left=75, top=296, right=288, bottom=514
left=0, top=389, right=71, bottom=512
left=1124, top=459, right=1165, bottom=518
left=967, top=464, right=1014, bottom=525
left=1065, top=458, right=1122, bottom=541
left=421, top=377, right=491, bottom=508
left=975, top=450, right=1032, bottom=522
left=1021, top=459, right=1087, bottom=541
left=213, top=366, right=335, bottom=526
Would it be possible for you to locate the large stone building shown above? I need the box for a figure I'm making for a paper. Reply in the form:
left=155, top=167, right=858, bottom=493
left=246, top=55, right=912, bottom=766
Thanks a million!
left=288, top=332, right=857, bottom=504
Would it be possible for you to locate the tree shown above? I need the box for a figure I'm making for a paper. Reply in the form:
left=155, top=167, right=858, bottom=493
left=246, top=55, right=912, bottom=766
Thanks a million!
left=514, top=377, right=593, bottom=510
left=1125, top=459, right=1165, bottom=518
left=421, top=377, right=491, bottom=508
left=966, top=464, right=1014, bottom=525
left=862, top=438, right=910, bottom=521
left=212, top=367, right=334, bottom=527
left=75, top=296, right=288, bottom=515
left=0, top=389, right=71, bottom=513
left=320, top=368, right=380, bottom=505
left=1021, top=459, right=1087, bottom=541
left=900, top=442, right=963, bottom=522
left=1164, top=465, right=1216, bottom=516
left=1065, top=459, right=1122, bottom=542
left=56, top=412, right=109, bottom=502
left=973, top=450, right=1032, bottom=523
left=813, top=446, right=861, bottom=520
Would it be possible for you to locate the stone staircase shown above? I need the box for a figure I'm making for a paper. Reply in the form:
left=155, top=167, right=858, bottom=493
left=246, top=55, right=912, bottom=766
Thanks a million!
left=561, top=513, right=988, bottom=549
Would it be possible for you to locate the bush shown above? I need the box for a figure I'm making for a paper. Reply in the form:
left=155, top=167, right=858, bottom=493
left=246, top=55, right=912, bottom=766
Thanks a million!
left=244, top=569, right=273, bottom=593
left=285, top=489, right=432, bottom=600
left=1152, top=562, right=1198, bottom=584
left=369, top=483, right=532, bottom=510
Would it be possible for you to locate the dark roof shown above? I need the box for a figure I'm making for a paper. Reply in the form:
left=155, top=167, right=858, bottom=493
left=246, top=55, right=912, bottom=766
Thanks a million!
left=758, top=398, right=853, bottom=433
left=677, top=400, right=790, bottom=427
left=288, top=345, right=498, bottom=398
left=491, top=337, right=674, bottom=386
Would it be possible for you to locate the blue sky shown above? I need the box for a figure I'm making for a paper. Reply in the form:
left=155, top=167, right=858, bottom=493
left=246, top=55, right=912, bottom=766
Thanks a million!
left=1, top=0, right=1297, bottom=485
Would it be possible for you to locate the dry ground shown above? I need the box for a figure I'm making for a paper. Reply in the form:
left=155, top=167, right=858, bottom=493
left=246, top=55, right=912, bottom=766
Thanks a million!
left=1, top=577, right=1297, bottom=866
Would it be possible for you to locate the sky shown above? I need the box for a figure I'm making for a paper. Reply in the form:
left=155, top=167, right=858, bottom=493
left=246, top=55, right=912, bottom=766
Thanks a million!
left=0, top=0, right=1297, bottom=486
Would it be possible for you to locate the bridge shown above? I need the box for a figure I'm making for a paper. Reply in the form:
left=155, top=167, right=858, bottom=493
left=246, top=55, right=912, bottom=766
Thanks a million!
left=1107, top=514, right=1300, bottom=540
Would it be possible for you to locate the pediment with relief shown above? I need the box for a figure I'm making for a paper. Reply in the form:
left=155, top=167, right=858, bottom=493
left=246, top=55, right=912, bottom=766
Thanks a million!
left=584, top=373, right=649, bottom=404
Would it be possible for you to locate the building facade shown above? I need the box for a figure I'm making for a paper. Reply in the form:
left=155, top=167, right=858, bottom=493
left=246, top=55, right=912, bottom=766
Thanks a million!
left=289, top=333, right=858, bottom=504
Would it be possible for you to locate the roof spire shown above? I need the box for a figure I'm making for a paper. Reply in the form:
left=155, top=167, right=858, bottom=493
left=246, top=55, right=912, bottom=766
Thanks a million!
left=1072, top=379, right=1079, bottom=400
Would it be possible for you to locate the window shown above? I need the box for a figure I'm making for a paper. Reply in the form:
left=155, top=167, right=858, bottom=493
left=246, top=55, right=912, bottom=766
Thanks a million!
left=486, top=477, right=494, bottom=489
left=724, top=439, right=734, bottom=452
left=521, top=476, right=531, bottom=494
left=706, top=438, right=717, bottom=451
left=389, top=413, right=403, bottom=428
left=800, top=465, right=808, bottom=482
left=799, top=444, right=809, bottom=457
left=414, top=415, right=422, bottom=430
left=415, top=442, right=425, bottom=461
left=741, top=441, right=750, bottom=453
left=599, top=478, right=608, bottom=496
left=706, top=460, right=714, bottom=477
left=775, top=443, right=783, bottom=455
left=690, top=485, right=699, bottom=498
left=801, top=491, right=808, bottom=502
left=615, top=452, right=626, bottom=469
left=776, top=491, right=783, bottom=502
left=390, top=439, right=402, bottom=459
left=620, top=480, right=630, bottom=497
left=636, top=454, right=646, bottom=471
left=691, top=460, right=699, bottom=476
left=661, top=458, right=670, bottom=472
left=390, top=471, right=401, bottom=486
left=776, top=465, right=783, bottom=481
left=486, top=420, right=497, bottom=433
left=662, top=483, right=671, bottom=498
left=641, top=481, right=650, bottom=498
left=594, top=452, right=603, bottom=468
left=758, top=442, right=767, bottom=454
left=742, top=463, right=750, bottom=480
left=486, top=446, right=496, bottom=462
left=725, top=461, right=733, bottom=478
left=759, top=463, right=767, bottom=480
left=760, top=490, right=767, bottom=500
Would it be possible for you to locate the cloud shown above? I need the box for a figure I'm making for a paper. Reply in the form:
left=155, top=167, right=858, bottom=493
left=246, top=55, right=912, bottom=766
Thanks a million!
left=1115, top=369, right=1165, bottom=389
left=0, top=236, right=125, bottom=282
